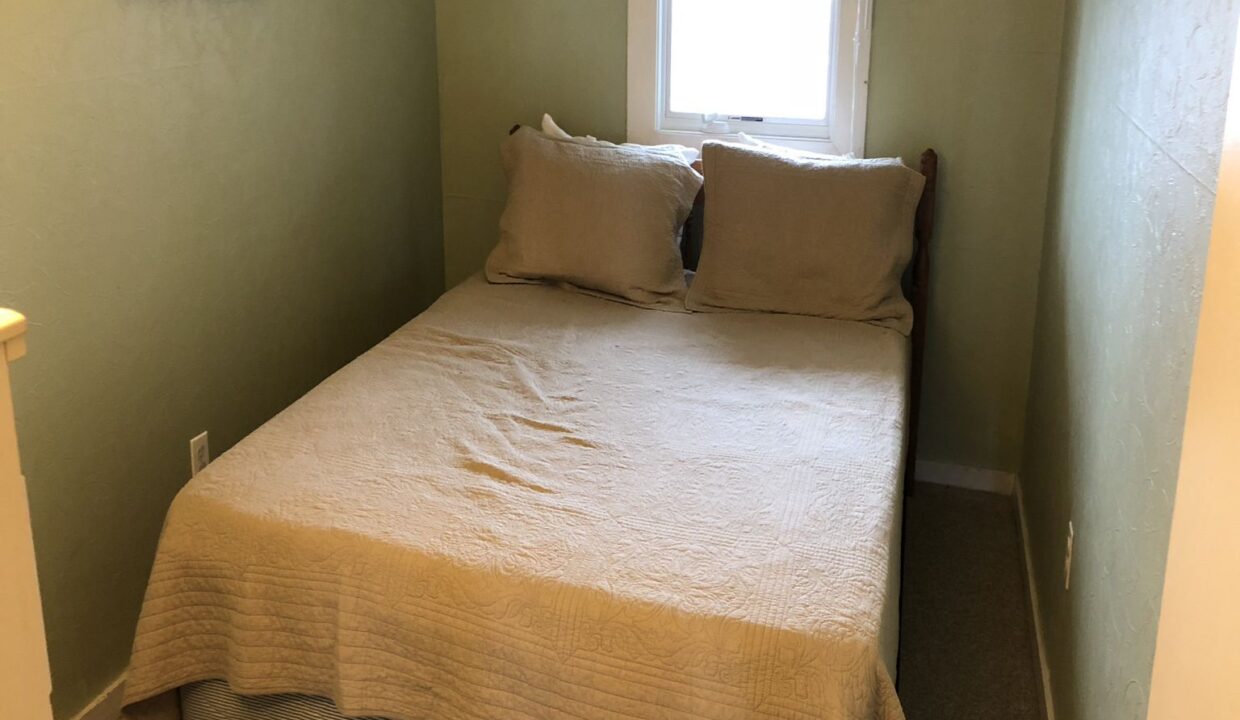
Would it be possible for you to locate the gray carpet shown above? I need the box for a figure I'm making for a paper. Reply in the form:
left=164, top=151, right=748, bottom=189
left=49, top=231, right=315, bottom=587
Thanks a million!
left=898, top=483, right=1045, bottom=720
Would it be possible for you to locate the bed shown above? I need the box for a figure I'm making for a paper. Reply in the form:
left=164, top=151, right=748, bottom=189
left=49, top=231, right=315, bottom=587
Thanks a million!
left=122, top=150, right=939, bottom=720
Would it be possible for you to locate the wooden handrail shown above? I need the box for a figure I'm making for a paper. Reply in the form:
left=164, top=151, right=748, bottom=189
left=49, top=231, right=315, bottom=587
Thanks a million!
left=0, top=309, right=27, bottom=362
left=0, top=305, right=49, bottom=720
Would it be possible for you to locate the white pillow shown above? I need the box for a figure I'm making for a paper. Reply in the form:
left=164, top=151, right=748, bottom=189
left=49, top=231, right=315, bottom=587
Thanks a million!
left=541, top=114, right=701, bottom=165
left=736, top=132, right=854, bottom=161
left=541, top=113, right=595, bottom=143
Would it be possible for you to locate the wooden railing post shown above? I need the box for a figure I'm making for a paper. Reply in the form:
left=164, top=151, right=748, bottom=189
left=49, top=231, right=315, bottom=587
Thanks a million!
left=0, top=309, right=54, bottom=720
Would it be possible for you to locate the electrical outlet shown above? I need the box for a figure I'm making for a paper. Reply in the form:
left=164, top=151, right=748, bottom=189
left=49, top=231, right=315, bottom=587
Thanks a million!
left=190, top=431, right=210, bottom=477
left=1064, top=521, right=1075, bottom=591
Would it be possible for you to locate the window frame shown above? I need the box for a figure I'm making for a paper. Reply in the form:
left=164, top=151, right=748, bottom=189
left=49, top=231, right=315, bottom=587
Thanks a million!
left=627, top=0, right=872, bottom=156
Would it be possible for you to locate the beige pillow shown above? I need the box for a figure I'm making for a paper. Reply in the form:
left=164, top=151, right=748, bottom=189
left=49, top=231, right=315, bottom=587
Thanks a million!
left=687, top=141, right=925, bottom=334
left=486, top=127, right=703, bottom=308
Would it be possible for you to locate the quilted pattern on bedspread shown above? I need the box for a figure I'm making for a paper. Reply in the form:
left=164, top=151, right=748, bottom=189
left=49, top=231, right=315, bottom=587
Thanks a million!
left=123, top=277, right=908, bottom=720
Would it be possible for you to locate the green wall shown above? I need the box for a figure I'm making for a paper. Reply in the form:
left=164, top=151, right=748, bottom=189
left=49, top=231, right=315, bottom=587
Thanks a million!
left=436, top=0, right=629, bottom=288
left=867, top=0, right=1066, bottom=471
left=8, top=2, right=1228, bottom=717
left=0, top=2, right=444, bottom=717
left=435, top=0, right=1067, bottom=472
left=1020, top=0, right=1237, bottom=718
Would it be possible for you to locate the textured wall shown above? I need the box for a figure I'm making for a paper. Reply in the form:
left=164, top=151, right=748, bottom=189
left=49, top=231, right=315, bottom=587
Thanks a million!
left=867, top=0, right=1066, bottom=471
left=0, top=2, right=444, bottom=717
left=436, top=0, right=629, bottom=288
left=1021, top=0, right=1238, bottom=718
left=1147, top=35, right=1240, bottom=715
left=437, top=0, right=1066, bottom=472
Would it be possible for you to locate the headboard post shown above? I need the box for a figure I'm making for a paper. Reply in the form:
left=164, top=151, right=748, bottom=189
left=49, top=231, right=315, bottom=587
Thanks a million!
left=904, top=149, right=938, bottom=495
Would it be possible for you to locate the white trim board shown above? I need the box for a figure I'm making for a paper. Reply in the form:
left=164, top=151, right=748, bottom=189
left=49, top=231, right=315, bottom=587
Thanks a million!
left=915, top=461, right=1016, bottom=495
left=70, top=674, right=124, bottom=720
left=1014, top=478, right=1057, bottom=720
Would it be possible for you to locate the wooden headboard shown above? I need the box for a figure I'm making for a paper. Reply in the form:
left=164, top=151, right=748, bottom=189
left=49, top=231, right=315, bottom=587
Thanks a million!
left=906, top=150, right=938, bottom=493
left=682, top=149, right=939, bottom=495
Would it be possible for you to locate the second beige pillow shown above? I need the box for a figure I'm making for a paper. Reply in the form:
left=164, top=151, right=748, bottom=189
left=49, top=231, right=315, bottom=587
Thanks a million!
left=687, top=142, right=925, bottom=334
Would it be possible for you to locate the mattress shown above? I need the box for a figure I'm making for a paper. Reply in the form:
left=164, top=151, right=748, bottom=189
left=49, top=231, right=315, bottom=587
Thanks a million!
left=123, top=275, right=910, bottom=720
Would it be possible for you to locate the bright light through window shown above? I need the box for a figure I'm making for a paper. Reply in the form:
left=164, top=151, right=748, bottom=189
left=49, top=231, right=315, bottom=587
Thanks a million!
left=667, top=0, right=833, bottom=121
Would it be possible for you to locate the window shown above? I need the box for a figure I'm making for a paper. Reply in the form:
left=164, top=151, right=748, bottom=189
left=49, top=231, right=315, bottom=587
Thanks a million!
left=627, top=0, right=871, bottom=156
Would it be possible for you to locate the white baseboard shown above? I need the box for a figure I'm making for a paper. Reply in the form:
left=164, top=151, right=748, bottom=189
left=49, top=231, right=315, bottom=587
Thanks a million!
left=70, top=674, right=125, bottom=720
left=1014, top=477, right=1056, bottom=720
left=915, top=460, right=1016, bottom=495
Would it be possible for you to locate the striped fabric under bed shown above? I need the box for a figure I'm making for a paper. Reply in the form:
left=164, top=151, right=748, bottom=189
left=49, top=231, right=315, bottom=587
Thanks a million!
left=180, top=681, right=388, bottom=720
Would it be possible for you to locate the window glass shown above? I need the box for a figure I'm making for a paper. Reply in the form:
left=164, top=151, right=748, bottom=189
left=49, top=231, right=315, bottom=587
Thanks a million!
left=666, top=0, right=833, bottom=121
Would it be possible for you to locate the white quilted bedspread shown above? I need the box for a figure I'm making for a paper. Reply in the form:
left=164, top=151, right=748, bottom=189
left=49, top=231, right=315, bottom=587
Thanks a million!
left=123, top=276, right=909, bottom=720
